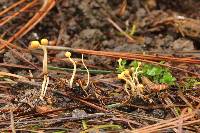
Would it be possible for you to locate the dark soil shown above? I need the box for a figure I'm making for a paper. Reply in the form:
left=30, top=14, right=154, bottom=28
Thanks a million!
left=0, top=0, right=200, bottom=132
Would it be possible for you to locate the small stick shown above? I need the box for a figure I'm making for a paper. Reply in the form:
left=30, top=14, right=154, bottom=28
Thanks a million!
left=107, top=17, right=135, bottom=42
left=10, top=108, right=16, bottom=133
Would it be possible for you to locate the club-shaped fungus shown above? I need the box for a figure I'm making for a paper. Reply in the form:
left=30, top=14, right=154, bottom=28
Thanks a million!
left=65, top=51, right=76, bottom=88
left=30, top=39, right=49, bottom=100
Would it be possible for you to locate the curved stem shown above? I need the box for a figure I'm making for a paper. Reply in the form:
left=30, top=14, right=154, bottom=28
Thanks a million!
left=69, top=58, right=76, bottom=88
left=82, top=54, right=90, bottom=89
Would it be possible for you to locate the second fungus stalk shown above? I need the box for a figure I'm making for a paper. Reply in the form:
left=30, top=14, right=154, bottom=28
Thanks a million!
left=81, top=54, right=90, bottom=90
left=118, top=72, right=133, bottom=96
left=65, top=51, right=76, bottom=88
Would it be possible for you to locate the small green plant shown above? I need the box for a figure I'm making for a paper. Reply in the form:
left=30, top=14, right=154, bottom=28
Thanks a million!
left=117, top=59, right=176, bottom=85
left=117, top=23, right=137, bottom=37
left=181, top=77, right=200, bottom=90
left=128, top=23, right=136, bottom=36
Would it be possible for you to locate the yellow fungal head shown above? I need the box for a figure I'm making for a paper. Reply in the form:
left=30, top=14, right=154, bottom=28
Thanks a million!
left=130, top=67, right=134, bottom=70
left=40, top=38, right=49, bottom=46
left=118, top=58, right=122, bottom=64
left=118, top=73, right=124, bottom=79
left=65, top=51, right=71, bottom=58
left=137, top=84, right=144, bottom=88
left=118, top=74, right=124, bottom=79
left=30, top=41, right=40, bottom=49
left=124, top=69, right=130, bottom=76
left=138, top=62, right=141, bottom=67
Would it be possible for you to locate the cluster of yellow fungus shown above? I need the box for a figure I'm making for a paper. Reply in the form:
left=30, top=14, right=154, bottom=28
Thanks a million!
left=118, top=60, right=144, bottom=97
left=30, top=38, right=49, bottom=100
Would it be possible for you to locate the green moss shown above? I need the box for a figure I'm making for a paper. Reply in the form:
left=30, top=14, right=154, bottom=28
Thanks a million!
left=117, top=59, right=176, bottom=85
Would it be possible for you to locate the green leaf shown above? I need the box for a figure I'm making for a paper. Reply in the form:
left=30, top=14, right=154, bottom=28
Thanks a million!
left=147, top=67, right=162, bottom=76
left=142, top=64, right=151, bottom=74
left=130, top=60, right=139, bottom=68
left=121, top=60, right=127, bottom=66
left=160, top=72, right=176, bottom=84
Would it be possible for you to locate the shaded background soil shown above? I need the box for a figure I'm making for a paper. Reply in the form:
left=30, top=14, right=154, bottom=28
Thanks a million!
left=0, top=0, right=200, bottom=132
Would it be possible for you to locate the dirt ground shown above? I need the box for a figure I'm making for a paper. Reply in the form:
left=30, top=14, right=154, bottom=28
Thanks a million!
left=0, top=0, right=200, bottom=132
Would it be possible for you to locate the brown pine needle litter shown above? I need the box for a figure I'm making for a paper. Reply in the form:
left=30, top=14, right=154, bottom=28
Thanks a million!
left=0, top=0, right=200, bottom=132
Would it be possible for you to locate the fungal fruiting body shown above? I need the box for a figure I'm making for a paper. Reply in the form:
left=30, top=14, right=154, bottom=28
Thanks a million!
left=118, top=64, right=144, bottom=97
left=30, top=39, right=49, bottom=100
left=65, top=51, right=76, bottom=88
left=81, top=54, right=90, bottom=90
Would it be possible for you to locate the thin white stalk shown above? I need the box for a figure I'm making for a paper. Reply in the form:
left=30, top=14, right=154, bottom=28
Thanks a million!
left=41, top=46, right=48, bottom=74
left=82, top=54, right=90, bottom=89
left=40, top=75, right=49, bottom=99
left=69, top=57, right=76, bottom=88
left=40, top=46, right=48, bottom=100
